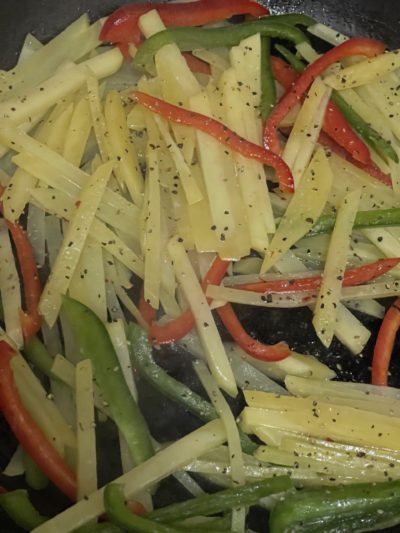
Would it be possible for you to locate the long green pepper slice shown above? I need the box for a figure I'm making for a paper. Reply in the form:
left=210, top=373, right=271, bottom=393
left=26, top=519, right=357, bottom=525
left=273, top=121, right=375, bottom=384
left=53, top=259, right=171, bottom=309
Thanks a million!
left=133, top=20, right=308, bottom=73
left=260, top=37, right=276, bottom=119
left=269, top=479, right=400, bottom=533
left=149, top=477, right=293, bottom=523
left=0, top=490, right=48, bottom=531
left=23, top=451, right=48, bottom=491
left=127, top=323, right=257, bottom=454
left=330, top=91, right=399, bottom=164
left=61, top=296, right=154, bottom=465
left=309, top=207, right=400, bottom=236
left=23, top=335, right=56, bottom=377
left=275, top=43, right=306, bottom=72
left=104, top=484, right=217, bottom=533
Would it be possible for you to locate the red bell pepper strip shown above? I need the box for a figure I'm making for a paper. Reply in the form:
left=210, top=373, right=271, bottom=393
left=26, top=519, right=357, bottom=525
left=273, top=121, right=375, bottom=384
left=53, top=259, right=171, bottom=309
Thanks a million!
left=127, top=500, right=147, bottom=517
left=100, top=0, right=269, bottom=46
left=138, top=288, right=157, bottom=327
left=0, top=341, right=76, bottom=500
left=271, top=56, right=298, bottom=88
left=233, top=258, right=400, bottom=293
left=216, top=303, right=290, bottom=361
left=149, top=256, right=230, bottom=344
left=264, top=38, right=386, bottom=155
left=149, top=256, right=290, bottom=361
left=182, top=52, right=211, bottom=75
left=270, top=55, right=371, bottom=165
left=0, top=187, right=42, bottom=341
left=131, top=90, right=294, bottom=192
left=318, top=131, right=392, bottom=188
left=371, top=297, right=400, bottom=386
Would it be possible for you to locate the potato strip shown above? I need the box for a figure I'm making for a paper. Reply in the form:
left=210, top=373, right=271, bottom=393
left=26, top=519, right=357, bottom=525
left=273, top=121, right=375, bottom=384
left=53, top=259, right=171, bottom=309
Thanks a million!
left=39, top=161, right=114, bottom=326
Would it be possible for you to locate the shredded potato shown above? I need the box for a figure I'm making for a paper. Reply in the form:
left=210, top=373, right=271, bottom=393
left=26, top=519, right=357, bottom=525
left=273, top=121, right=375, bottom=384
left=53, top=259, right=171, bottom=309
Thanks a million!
left=1, top=6, right=400, bottom=532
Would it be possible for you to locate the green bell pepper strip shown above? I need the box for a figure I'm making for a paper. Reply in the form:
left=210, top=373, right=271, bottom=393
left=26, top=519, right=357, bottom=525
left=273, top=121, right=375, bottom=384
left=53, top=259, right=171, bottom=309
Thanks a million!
left=61, top=296, right=154, bottom=466
left=269, top=479, right=400, bottom=533
left=104, top=484, right=215, bottom=533
left=73, top=523, right=125, bottom=533
left=23, top=451, right=48, bottom=490
left=308, top=207, right=400, bottom=236
left=23, top=335, right=56, bottom=377
left=149, top=477, right=293, bottom=523
left=274, top=44, right=306, bottom=73
left=167, top=515, right=231, bottom=531
left=126, top=323, right=257, bottom=455
left=330, top=90, right=399, bottom=164
left=260, top=37, right=276, bottom=119
left=261, top=13, right=316, bottom=27
left=133, top=20, right=308, bottom=73
left=0, top=489, right=48, bottom=530
left=297, top=502, right=400, bottom=533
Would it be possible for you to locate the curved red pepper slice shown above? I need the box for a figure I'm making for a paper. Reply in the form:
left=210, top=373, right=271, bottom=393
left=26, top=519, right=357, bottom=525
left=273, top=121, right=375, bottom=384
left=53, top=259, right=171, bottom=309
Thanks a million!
left=216, top=303, right=289, bottom=361
left=233, top=258, right=400, bottom=293
left=100, top=0, right=269, bottom=46
left=138, top=287, right=157, bottom=327
left=264, top=38, right=386, bottom=155
left=149, top=256, right=230, bottom=344
left=271, top=55, right=371, bottom=165
left=371, top=298, right=400, bottom=386
left=149, top=256, right=290, bottom=362
left=0, top=187, right=42, bottom=341
left=0, top=341, right=76, bottom=500
left=318, top=131, right=392, bottom=188
left=182, top=53, right=211, bottom=76
left=131, top=90, right=294, bottom=192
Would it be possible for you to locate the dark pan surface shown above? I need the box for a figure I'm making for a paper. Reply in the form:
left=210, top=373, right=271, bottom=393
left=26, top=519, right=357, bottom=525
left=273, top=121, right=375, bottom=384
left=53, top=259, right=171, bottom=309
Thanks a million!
left=0, top=0, right=399, bottom=531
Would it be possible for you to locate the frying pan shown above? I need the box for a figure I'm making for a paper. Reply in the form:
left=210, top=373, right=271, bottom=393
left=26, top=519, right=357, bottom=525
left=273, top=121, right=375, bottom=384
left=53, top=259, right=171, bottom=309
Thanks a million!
left=0, top=0, right=399, bottom=531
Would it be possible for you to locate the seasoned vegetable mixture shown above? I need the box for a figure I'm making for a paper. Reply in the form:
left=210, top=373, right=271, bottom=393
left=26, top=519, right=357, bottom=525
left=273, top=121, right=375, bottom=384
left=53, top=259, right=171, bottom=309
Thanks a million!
left=1, top=1, right=400, bottom=532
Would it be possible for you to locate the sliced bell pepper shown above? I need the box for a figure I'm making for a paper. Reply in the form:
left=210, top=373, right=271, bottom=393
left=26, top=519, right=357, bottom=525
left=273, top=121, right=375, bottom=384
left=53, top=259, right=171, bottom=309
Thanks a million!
left=149, top=256, right=290, bottom=362
left=182, top=53, right=211, bottom=76
left=318, top=131, right=392, bottom=187
left=330, top=91, right=399, bottom=164
left=0, top=185, right=42, bottom=341
left=0, top=340, right=76, bottom=501
left=100, top=0, right=270, bottom=46
left=269, top=479, right=400, bottom=533
left=127, top=322, right=257, bottom=454
left=233, top=258, right=400, bottom=293
left=149, top=256, right=230, bottom=344
left=274, top=44, right=306, bottom=73
left=371, top=297, right=400, bottom=386
left=149, top=476, right=293, bottom=523
left=260, top=37, right=276, bottom=119
left=62, top=296, right=154, bottom=466
left=216, top=303, right=290, bottom=361
left=271, top=56, right=299, bottom=88
left=0, top=489, right=48, bottom=530
left=270, top=56, right=371, bottom=165
left=133, top=19, right=307, bottom=75
left=264, top=38, right=386, bottom=155
left=131, top=90, right=294, bottom=192
left=138, top=287, right=157, bottom=327
left=309, top=208, right=400, bottom=236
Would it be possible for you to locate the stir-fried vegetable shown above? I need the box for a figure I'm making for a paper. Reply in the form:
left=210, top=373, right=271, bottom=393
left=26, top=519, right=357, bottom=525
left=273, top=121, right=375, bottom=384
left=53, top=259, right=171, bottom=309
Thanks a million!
left=1, top=3, right=400, bottom=533
left=61, top=296, right=154, bottom=466
left=0, top=489, right=48, bottom=531
left=131, top=90, right=294, bottom=192
left=0, top=341, right=76, bottom=500
left=100, top=0, right=270, bottom=47
left=269, top=480, right=400, bottom=533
